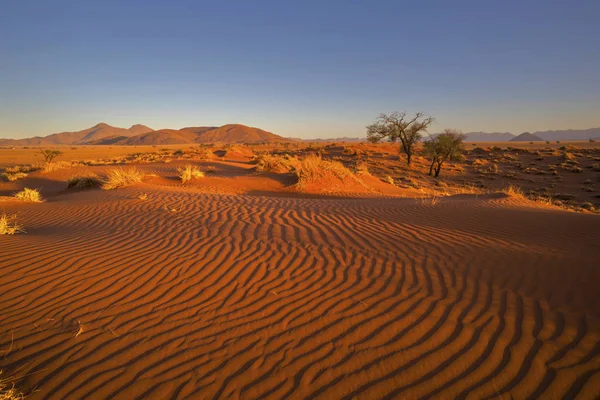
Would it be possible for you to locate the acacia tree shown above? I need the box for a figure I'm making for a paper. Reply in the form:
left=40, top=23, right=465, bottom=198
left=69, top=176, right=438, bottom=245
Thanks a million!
left=366, top=111, right=434, bottom=166
left=423, top=129, right=466, bottom=177
left=40, top=149, right=62, bottom=163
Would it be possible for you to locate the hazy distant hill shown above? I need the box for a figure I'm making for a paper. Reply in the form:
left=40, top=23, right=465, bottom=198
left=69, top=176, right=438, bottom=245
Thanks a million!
left=0, top=123, right=150, bottom=146
left=534, top=128, right=600, bottom=141
left=0, top=123, right=286, bottom=145
left=462, top=132, right=515, bottom=142
left=510, top=132, right=544, bottom=142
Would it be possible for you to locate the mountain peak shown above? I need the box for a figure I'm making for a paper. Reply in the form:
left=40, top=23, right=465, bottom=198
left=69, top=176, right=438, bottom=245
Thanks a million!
left=92, top=122, right=111, bottom=129
left=128, top=124, right=154, bottom=135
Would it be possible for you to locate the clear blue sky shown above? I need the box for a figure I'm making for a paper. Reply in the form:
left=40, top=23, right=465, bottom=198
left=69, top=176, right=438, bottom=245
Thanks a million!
left=1, top=0, right=599, bottom=139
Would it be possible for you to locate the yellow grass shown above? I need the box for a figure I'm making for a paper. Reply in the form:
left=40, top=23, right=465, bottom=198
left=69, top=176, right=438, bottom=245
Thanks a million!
left=14, top=188, right=43, bottom=203
left=0, top=369, right=25, bottom=399
left=1, top=172, right=28, bottom=182
left=102, top=167, right=145, bottom=190
left=0, top=214, right=24, bottom=235
left=178, top=164, right=205, bottom=183
left=292, top=155, right=362, bottom=188
left=252, top=154, right=294, bottom=173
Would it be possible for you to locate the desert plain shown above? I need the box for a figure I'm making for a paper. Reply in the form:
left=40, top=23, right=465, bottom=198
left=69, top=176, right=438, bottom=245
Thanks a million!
left=1, top=141, right=600, bottom=399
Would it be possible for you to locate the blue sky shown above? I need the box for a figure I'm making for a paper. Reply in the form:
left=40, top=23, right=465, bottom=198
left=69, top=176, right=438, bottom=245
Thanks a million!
left=1, top=0, right=599, bottom=139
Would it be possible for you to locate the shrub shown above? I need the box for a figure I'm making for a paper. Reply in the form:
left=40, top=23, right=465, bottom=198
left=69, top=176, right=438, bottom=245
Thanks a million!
left=0, top=214, right=24, bottom=235
left=178, top=164, right=205, bottom=183
left=251, top=154, right=294, bottom=173
left=102, top=167, right=145, bottom=190
left=384, top=175, right=395, bottom=185
left=292, top=155, right=362, bottom=188
left=1, top=172, right=28, bottom=182
left=14, top=188, right=43, bottom=202
left=40, top=149, right=62, bottom=163
left=503, top=184, right=525, bottom=198
left=206, top=166, right=217, bottom=173
left=68, top=174, right=102, bottom=189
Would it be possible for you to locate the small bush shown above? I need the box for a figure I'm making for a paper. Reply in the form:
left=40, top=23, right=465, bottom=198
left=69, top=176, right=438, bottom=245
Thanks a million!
left=252, top=154, right=294, bottom=173
left=384, top=175, right=395, bottom=185
left=178, top=164, right=205, bottom=183
left=503, top=185, right=524, bottom=198
left=14, top=188, right=43, bottom=202
left=102, top=167, right=145, bottom=190
left=68, top=174, right=102, bottom=189
left=0, top=214, right=24, bottom=235
left=206, top=166, right=217, bottom=173
left=1, top=172, right=28, bottom=182
left=292, top=155, right=359, bottom=188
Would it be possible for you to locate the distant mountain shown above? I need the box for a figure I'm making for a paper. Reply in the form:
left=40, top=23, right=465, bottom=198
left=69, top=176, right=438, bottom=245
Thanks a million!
left=0, top=123, right=152, bottom=146
left=462, top=132, right=515, bottom=142
left=194, top=124, right=282, bottom=143
left=510, top=132, right=544, bottom=142
left=534, top=128, right=600, bottom=141
left=289, top=137, right=366, bottom=142
left=0, top=123, right=286, bottom=145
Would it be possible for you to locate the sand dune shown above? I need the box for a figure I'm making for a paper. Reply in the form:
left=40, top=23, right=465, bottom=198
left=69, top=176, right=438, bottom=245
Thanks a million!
left=1, top=168, right=599, bottom=399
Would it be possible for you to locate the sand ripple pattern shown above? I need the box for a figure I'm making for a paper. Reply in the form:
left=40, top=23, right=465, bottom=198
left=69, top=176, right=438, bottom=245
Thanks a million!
left=1, top=190, right=599, bottom=399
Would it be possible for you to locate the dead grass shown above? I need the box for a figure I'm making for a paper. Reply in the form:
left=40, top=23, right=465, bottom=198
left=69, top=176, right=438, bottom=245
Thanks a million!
left=102, top=167, right=145, bottom=190
left=0, top=214, right=24, bottom=235
left=502, top=184, right=525, bottom=198
left=0, top=369, right=25, bottom=399
left=178, top=164, right=205, bottom=183
left=292, top=155, right=361, bottom=188
left=67, top=174, right=102, bottom=189
left=14, top=188, right=43, bottom=203
left=420, top=196, right=442, bottom=206
left=1, top=172, right=28, bottom=182
left=252, top=154, right=295, bottom=173
left=42, top=161, right=72, bottom=173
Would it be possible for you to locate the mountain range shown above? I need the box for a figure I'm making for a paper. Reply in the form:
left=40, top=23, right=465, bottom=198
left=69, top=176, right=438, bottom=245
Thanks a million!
left=0, top=123, right=285, bottom=146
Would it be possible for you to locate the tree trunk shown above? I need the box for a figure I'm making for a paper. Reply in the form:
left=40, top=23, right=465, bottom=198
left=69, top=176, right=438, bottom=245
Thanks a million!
left=428, top=161, right=435, bottom=176
left=406, top=152, right=412, bottom=166
left=434, top=162, right=442, bottom=177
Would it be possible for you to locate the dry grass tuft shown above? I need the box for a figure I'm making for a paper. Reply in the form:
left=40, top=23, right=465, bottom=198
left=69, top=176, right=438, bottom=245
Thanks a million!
left=14, top=188, right=43, bottom=203
left=102, top=167, right=145, bottom=190
left=420, top=196, right=442, bottom=206
left=42, top=161, right=71, bottom=173
left=138, top=193, right=149, bottom=201
left=252, top=154, right=294, bottom=173
left=502, top=184, right=525, bottom=198
left=206, top=166, right=217, bottom=173
left=178, top=164, right=205, bottom=183
left=0, top=214, right=24, bottom=235
left=67, top=174, right=102, bottom=189
left=383, top=175, right=395, bottom=185
left=1, top=172, right=28, bottom=182
left=0, top=370, right=25, bottom=399
left=292, top=155, right=360, bottom=187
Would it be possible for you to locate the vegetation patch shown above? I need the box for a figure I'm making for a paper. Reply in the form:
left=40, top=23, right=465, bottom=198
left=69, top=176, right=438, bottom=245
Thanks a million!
left=102, top=167, right=145, bottom=190
left=14, top=188, right=44, bottom=203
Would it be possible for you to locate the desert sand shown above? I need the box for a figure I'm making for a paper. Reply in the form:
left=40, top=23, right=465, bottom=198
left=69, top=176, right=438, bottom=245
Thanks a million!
left=1, top=143, right=600, bottom=399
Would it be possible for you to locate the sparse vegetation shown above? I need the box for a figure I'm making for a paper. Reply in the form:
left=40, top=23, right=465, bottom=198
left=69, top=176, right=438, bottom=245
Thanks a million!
left=366, top=111, right=434, bottom=166
left=1, top=172, right=28, bottom=182
left=14, top=188, right=43, bottom=202
left=68, top=174, right=102, bottom=189
left=0, top=214, right=24, bottom=235
left=178, top=164, right=205, bottom=183
left=423, top=129, right=466, bottom=177
left=102, top=167, right=145, bottom=190
left=206, top=166, right=217, bottom=173
left=292, top=154, right=363, bottom=188
left=252, top=153, right=294, bottom=173
left=40, top=149, right=62, bottom=163
left=0, top=370, right=25, bottom=399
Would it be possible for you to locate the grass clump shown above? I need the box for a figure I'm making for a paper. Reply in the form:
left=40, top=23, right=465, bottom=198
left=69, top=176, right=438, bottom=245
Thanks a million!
left=0, top=214, right=24, bottom=235
left=178, top=164, right=205, bottom=183
left=292, top=155, right=362, bottom=188
left=14, top=188, right=43, bottom=203
left=1, top=172, right=28, bottom=182
left=502, top=184, right=525, bottom=198
left=67, top=174, right=102, bottom=189
left=102, top=167, right=145, bottom=190
left=252, top=154, right=294, bottom=173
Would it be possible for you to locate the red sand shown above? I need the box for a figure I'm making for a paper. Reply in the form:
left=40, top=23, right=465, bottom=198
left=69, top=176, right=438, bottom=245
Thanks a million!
left=1, top=160, right=599, bottom=399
